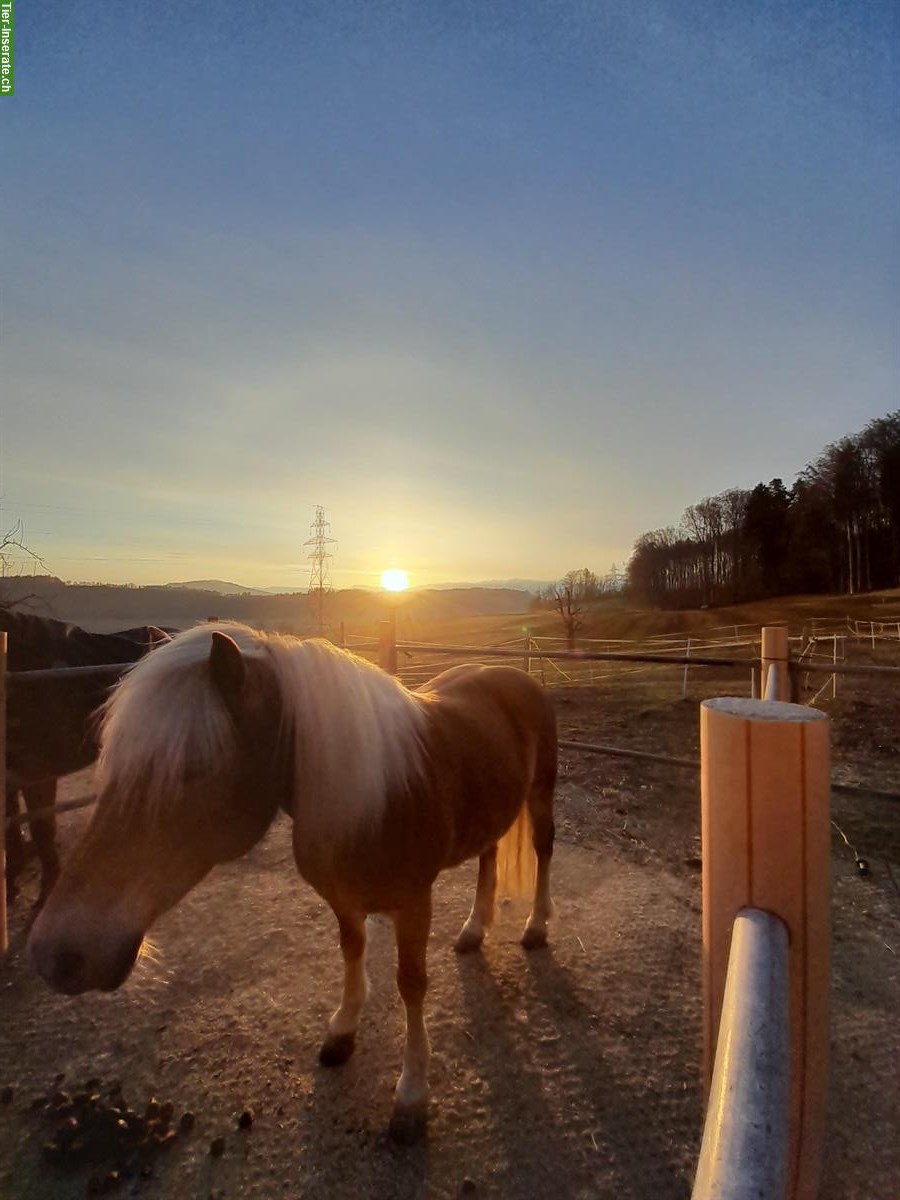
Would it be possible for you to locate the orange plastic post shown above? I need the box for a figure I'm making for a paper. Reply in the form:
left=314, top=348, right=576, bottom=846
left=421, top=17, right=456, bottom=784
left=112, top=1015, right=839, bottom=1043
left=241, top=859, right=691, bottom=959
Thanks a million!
left=701, top=697, right=830, bottom=1200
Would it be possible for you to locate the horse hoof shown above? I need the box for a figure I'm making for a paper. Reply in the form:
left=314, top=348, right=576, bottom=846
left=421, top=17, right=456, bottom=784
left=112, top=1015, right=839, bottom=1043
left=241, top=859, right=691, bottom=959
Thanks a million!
left=318, top=1032, right=356, bottom=1067
left=453, top=927, right=484, bottom=954
left=389, top=1103, right=427, bottom=1145
left=520, top=925, right=548, bottom=951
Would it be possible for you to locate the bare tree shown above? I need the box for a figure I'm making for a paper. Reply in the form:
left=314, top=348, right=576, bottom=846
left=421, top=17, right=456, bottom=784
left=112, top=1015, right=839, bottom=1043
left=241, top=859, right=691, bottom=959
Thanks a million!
left=0, top=521, right=47, bottom=608
left=547, top=569, right=595, bottom=648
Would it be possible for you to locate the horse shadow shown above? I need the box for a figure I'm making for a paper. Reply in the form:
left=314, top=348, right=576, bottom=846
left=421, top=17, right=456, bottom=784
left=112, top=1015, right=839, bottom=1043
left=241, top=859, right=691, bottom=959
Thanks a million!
left=453, top=938, right=700, bottom=1200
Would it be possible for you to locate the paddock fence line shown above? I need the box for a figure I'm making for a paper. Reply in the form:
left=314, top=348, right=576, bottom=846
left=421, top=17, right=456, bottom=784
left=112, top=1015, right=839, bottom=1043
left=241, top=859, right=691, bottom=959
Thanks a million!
left=5, top=621, right=900, bottom=836
left=0, top=624, right=886, bottom=1196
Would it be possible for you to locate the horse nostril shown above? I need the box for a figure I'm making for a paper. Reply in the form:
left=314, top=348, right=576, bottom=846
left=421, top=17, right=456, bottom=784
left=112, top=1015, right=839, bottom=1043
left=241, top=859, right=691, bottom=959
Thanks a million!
left=54, top=948, right=86, bottom=990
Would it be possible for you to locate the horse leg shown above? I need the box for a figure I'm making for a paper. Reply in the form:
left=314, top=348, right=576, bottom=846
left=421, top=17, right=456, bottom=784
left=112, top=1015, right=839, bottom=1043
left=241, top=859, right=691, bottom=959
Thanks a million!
left=319, top=909, right=368, bottom=1067
left=454, top=846, right=497, bottom=953
left=24, top=781, right=60, bottom=908
left=5, top=791, right=26, bottom=906
left=522, top=782, right=555, bottom=950
left=389, top=892, right=432, bottom=1143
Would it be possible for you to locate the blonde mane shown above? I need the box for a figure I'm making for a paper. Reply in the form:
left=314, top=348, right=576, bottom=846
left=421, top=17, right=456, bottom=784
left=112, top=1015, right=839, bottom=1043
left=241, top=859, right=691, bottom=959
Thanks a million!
left=97, top=623, right=428, bottom=833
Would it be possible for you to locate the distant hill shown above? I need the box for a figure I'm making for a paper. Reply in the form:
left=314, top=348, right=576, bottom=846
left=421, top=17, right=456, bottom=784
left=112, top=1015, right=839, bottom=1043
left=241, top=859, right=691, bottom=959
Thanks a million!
left=0, top=576, right=532, bottom=634
left=420, top=578, right=548, bottom=593
left=164, top=579, right=275, bottom=596
left=165, top=578, right=546, bottom=596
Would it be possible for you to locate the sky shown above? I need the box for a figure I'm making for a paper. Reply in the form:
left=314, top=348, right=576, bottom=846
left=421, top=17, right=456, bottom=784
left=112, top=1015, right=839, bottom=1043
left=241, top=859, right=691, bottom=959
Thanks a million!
left=2, top=0, right=898, bottom=589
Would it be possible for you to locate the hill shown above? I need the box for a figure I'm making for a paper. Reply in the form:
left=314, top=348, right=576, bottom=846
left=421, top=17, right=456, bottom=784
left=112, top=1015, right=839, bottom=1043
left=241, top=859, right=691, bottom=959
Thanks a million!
left=0, top=577, right=533, bottom=634
left=164, top=579, right=276, bottom=596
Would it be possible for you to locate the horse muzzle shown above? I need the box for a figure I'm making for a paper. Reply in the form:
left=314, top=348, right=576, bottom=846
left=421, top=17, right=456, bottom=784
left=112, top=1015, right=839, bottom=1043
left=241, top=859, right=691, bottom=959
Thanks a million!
left=28, top=923, right=143, bottom=995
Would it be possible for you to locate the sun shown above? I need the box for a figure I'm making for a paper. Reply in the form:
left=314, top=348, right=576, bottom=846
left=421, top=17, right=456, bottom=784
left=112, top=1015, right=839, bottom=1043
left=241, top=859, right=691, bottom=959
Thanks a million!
left=381, top=568, right=410, bottom=592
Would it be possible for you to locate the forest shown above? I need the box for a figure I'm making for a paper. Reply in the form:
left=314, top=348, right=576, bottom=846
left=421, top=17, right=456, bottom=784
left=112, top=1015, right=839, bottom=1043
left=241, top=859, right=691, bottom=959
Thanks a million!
left=626, top=412, right=900, bottom=608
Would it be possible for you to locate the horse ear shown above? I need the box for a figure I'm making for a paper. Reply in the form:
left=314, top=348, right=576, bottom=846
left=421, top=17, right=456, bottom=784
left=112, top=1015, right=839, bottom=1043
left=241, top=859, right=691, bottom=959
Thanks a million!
left=147, top=626, right=172, bottom=646
left=209, top=631, right=246, bottom=712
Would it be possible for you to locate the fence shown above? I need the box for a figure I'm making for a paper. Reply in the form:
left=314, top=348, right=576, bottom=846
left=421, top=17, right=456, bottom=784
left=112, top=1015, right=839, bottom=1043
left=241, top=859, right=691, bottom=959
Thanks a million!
left=1, top=621, right=898, bottom=1196
left=377, top=620, right=894, bottom=1197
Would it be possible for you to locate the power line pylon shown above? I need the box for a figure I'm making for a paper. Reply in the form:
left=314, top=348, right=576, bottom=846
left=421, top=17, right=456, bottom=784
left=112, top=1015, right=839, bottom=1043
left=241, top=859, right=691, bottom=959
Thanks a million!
left=304, top=505, right=337, bottom=633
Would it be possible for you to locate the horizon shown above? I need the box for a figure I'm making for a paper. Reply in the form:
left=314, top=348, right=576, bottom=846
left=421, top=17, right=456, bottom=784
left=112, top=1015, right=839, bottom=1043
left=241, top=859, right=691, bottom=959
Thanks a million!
left=9, top=570, right=551, bottom=594
left=3, top=3, right=897, bottom=589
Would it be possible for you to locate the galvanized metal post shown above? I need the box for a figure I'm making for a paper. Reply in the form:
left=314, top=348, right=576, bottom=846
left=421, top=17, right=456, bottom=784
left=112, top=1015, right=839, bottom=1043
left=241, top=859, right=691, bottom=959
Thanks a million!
left=761, top=626, right=790, bottom=701
left=682, top=638, right=692, bottom=698
left=832, top=635, right=837, bottom=700
left=693, top=908, right=790, bottom=1200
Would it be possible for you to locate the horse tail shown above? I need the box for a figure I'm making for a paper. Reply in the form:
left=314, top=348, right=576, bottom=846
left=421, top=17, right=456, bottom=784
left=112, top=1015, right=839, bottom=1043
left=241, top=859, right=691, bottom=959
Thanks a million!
left=496, top=800, right=536, bottom=898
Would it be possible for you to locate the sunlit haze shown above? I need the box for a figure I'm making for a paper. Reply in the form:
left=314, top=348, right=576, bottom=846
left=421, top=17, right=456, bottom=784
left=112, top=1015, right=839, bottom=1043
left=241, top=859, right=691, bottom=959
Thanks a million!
left=3, top=3, right=896, bottom=589
left=381, top=570, right=411, bottom=593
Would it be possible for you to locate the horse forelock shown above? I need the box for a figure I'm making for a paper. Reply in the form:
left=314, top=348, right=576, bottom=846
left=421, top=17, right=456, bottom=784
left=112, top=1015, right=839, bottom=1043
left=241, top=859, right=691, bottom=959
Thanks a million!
left=96, top=622, right=427, bottom=832
left=96, top=623, right=260, bottom=816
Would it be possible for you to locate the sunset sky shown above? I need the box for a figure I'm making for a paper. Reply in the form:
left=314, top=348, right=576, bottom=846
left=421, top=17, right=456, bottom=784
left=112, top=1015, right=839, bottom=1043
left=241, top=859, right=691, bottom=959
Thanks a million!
left=3, top=1, right=897, bottom=589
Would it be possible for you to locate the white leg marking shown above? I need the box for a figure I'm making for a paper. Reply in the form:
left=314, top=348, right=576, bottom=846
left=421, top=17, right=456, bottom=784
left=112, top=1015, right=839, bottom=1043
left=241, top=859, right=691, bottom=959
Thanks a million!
left=329, top=947, right=368, bottom=1037
left=522, top=856, right=553, bottom=948
left=395, top=1002, right=430, bottom=1109
left=455, top=849, right=497, bottom=953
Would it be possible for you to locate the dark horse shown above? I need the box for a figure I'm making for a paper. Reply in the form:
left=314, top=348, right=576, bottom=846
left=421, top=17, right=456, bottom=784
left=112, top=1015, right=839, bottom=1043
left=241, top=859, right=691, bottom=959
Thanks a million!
left=2, top=610, right=170, bottom=905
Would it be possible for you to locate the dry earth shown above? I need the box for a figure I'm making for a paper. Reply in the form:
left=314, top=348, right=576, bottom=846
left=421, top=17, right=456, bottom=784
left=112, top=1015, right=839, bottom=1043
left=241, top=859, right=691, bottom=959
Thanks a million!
left=0, top=674, right=898, bottom=1200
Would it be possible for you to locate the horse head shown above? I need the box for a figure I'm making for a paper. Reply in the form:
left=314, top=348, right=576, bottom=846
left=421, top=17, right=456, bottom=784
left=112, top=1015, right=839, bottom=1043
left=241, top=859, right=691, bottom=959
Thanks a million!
left=28, top=628, right=285, bottom=994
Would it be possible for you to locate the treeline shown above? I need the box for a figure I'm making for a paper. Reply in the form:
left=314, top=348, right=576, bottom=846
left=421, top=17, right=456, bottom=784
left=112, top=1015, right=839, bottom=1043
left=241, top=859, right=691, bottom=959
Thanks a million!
left=628, top=411, right=900, bottom=608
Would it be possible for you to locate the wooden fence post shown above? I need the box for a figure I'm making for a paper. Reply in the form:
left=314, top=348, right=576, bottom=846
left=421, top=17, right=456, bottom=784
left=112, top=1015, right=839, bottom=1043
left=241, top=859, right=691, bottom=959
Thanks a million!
left=761, top=625, right=791, bottom=702
left=378, top=619, right=397, bottom=675
left=0, top=632, right=7, bottom=955
left=701, top=696, right=830, bottom=1200
left=522, top=632, right=532, bottom=676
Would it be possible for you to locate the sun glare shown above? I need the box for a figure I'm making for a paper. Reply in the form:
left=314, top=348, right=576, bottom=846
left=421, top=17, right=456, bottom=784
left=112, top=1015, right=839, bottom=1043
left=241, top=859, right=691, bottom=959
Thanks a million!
left=381, top=569, right=410, bottom=592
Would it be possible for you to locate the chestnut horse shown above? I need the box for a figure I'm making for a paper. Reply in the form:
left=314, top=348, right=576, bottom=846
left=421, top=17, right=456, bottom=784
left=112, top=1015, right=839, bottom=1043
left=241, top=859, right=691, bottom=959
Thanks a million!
left=29, top=623, right=557, bottom=1138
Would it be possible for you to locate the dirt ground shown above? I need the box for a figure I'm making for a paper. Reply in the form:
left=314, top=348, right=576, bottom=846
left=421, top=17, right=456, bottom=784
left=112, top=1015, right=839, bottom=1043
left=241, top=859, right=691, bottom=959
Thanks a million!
left=1, top=673, right=898, bottom=1200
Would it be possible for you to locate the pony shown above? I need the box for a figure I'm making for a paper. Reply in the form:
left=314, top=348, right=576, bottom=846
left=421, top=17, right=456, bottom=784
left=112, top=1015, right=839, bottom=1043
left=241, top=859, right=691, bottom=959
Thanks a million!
left=2, top=610, right=171, bottom=904
left=28, top=622, right=557, bottom=1140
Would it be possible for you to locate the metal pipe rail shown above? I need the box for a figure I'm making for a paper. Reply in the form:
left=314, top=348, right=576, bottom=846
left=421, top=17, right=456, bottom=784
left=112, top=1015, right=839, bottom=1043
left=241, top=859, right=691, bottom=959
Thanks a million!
left=7, top=755, right=897, bottom=834
left=396, top=642, right=758, bottom=669
left=693, top=908, right=790, bottom=1200
left=7, top=647, right=899, bottom=685
left=791, top=660, right=900, bottom=678
left=559, top=737, right=698, bottom=769
left=7, top=662, right=135, bottom=683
